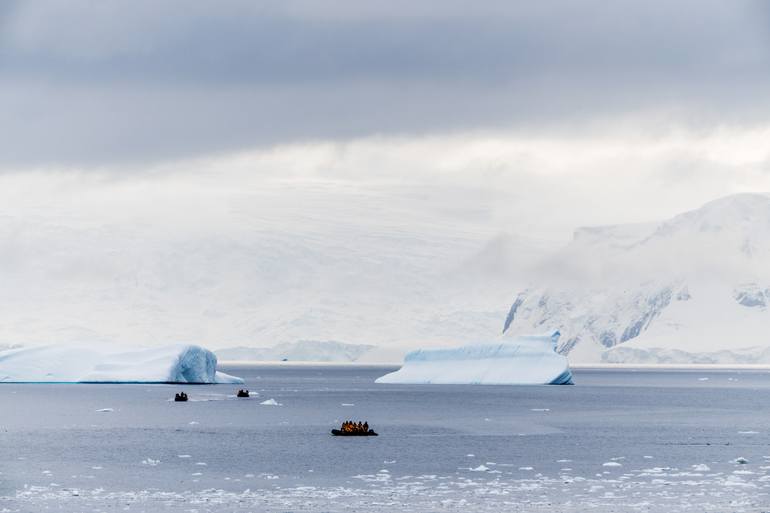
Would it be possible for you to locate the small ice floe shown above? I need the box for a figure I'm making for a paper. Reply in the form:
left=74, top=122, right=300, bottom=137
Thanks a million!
left=602, top=462, right=622, bottom=467
left=91, top=466, right=103, bottom=470
left=384, top=460, right=396, bottom=464
left=738, top=431, right=759, bottom=435
left=530, top=408, right=550, bottom=412
left=141, top=458, right=160, bottom=466
left=178, top=455, right=191, bottom=458
left=466, top=454, right=475, bottom=457
left=518, top=466, right=534, bottom=471
left=698, top=377, right=709, bottom=381
left=195, top=462, right=207, bottom=466
left=260, top=398, right=281, bottom=406
left=95, top=408, right=114, bottom=413
left=469, top=465, right=489, bottom=472
left=734, top=457, right=749, bottom=464
left=341, top=403, right=355, bottom=406
left=189, top=421, right=199, bottom=425
left=557, top=459, right=572, bottom=463
left=643, top=455, right=653, bottom=459
left=692, top=464, right=710, bottom=472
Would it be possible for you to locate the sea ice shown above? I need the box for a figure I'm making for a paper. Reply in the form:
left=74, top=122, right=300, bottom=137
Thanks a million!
left=375, top=331, right=572, bottom=385
left=260, top=398, right=281, bottom=406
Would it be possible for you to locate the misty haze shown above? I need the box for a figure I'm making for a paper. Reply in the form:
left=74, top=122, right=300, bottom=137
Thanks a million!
left=2, top=1, right=770, bottom=512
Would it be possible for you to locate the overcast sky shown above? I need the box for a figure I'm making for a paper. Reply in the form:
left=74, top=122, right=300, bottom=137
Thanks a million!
left=2, top=1, right=770, bottom=236
left=1, top=0, right=769, bottom=166
left=4, top=1, right=770, bottom=347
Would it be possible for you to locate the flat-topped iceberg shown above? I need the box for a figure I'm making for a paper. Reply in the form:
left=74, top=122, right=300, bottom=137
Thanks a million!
left=375, top=331, right=573, bottom=385
left=0, top=344, right=243, bottom=384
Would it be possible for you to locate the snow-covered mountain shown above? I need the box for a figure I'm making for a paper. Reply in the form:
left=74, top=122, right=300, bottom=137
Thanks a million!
left=0, top=172, right=556, bottom=358
left=503, top=193, right=770, bottom=363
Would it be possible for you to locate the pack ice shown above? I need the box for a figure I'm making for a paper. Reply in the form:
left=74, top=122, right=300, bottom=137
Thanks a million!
left=0, top=344, right=243, bottom=383
left=375, top=331, right=573, bottom=385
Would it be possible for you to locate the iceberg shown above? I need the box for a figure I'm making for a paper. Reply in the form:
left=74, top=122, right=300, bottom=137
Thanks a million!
left=375, top=331, right=572, bottom=385
left=0, top=344, right=243, bottom=384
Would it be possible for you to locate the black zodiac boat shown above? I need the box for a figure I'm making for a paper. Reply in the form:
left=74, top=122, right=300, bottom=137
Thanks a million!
left=331, top=429, right=378, bottom=436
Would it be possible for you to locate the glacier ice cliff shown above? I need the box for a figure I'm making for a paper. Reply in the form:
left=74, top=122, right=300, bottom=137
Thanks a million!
left=0, top=344, right=243, bottom=383
left=375, top=331, right=572, bottom=385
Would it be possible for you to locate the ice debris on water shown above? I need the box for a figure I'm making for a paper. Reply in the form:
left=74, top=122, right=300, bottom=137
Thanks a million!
left=95, top=408, right=114, bottom=412
left=141, top=459, right=160, bottom=466
left=692, top=464, right=710, bottom=472
left=603, top=462, right=622, bottom=467
left=735, top=457, right=749, bottom=464
left=260, top=398, right=281, bottom=406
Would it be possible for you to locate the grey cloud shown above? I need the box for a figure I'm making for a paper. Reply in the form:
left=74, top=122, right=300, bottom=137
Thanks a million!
left=1, top=0, right=769, bottom=166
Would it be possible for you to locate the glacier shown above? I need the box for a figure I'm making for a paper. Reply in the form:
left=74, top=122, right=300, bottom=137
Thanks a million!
left=0, top=344, right=243, bottom=383
left=375, top=331, right=573, bottom=385
left=503, top=194, right=770, bottom=363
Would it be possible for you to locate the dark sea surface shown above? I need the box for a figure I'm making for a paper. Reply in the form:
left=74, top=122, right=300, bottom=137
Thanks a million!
left=2, top=365, right=770, bottom=512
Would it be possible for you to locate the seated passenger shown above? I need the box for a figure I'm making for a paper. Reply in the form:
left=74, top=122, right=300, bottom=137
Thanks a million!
left=363, top=422, right=369, bottom=432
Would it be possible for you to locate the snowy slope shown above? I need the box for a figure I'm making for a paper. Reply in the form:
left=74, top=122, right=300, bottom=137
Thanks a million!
left=503, top=194, right=770, bottom=363
left=0, top=173, right=555, bottom=356
left=0, top=344, right=243, bottom=383
left=216, top=340, right=375, bottom=362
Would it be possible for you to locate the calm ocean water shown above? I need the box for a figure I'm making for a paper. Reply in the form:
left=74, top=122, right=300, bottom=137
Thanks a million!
left=2, top=365, right=770, bottom=512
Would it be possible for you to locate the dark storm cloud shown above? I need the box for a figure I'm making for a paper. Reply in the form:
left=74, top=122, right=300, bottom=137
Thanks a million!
left=1, top=0, right=769, bottom=166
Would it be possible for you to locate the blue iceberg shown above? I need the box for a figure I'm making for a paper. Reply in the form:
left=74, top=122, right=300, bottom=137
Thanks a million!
left=0, top=344, right=243, bottom=384
left=376, top=331, right=573, bottom=385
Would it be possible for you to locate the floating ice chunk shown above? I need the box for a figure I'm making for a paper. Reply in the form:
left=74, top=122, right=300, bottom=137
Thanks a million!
left=735, top=457, right=749, bottom=464
left=178, top=455, right=191, bottom=458
left=692, top=464, right=710, bottom=471
left=376, top=331, right=572, bottom=385
left=95, top=408, right=114, bottom=412
left=738, top=431, right=759, bottom=435
left=260, top=398, right=281, bottom=406
left=602, top=462, right=622, bottom=467
left=698, top=377, right=709, bottom=381
left=0, top=344, right=243, bottom=384
left=141, top=459, right=160, bottom=466
left=341, top=403, right=355, bottom=406
left=531, top=408, right=550, bottom=412
left=469, top=465, right=489, bottom=472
